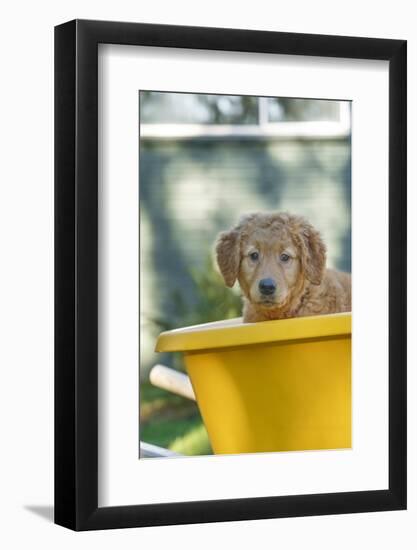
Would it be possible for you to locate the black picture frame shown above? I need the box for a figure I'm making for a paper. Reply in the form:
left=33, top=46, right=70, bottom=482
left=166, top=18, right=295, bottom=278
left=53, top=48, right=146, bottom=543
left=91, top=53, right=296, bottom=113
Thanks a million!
left=55, top=19, right=407, bottom=531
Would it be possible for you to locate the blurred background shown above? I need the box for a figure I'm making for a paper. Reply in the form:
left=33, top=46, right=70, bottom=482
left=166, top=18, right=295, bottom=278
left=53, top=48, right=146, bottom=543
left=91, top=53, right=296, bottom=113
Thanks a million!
left=139, top=91, right=351, bottom=457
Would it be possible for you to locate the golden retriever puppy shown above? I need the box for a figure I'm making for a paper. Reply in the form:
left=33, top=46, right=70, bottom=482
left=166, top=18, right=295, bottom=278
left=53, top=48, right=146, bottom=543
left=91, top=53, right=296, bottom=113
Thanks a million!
left=215, top=212, right=351, bottom=322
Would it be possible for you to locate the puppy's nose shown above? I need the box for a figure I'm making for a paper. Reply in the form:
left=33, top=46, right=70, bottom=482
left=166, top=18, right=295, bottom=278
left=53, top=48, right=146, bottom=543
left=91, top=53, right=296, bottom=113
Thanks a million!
left=259, top=278, right=277, bottom=296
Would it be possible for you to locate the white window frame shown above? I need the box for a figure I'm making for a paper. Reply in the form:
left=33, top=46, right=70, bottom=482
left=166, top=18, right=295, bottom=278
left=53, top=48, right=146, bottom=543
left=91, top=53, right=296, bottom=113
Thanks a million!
left=140, top=99, right=351, bottom=140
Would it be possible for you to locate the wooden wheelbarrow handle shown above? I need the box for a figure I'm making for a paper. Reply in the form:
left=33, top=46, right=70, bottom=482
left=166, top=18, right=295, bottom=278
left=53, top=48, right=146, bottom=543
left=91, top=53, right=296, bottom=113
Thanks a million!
left=149, top=364, right=196, bottom=401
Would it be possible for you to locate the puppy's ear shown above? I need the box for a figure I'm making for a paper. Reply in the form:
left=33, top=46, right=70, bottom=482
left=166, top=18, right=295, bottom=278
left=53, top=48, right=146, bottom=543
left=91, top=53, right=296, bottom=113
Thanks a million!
left=215, top=230, right=241, bottom=287
left=298, top=223, right=327, bottom=285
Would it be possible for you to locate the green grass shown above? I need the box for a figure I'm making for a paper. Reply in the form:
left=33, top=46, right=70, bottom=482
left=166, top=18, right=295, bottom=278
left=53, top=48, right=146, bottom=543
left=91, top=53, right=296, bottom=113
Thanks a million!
left=140, top=258, right=238, bottom=456
left=140, top=382, right=212, bottom=456
left=170, top=423, right=212, bottom=455
left=140, top=381, right=183, bottom=404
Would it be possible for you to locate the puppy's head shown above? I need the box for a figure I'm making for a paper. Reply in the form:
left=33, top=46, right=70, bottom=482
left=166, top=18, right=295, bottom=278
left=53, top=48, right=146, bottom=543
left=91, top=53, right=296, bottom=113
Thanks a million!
left=215, top=212, right=326, bottom=312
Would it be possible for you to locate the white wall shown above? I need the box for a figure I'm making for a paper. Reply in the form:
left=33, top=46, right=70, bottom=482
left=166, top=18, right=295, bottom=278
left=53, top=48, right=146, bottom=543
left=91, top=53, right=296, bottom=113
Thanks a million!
left=0, top=1, right=415, bottom=548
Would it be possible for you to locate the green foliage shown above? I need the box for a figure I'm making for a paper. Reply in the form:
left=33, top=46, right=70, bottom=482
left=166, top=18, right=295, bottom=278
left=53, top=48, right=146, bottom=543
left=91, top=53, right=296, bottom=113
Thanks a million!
left=141, top=415, right=204, bottom=452
left=142, top=258, right=240, bottom=455
left=170, top=423, right=212, bottom=456
left=147, top=256, right=242, bottom=372
left=140, top=382, right=212, bottom=455
left=150, top=255, right=242, bottom=331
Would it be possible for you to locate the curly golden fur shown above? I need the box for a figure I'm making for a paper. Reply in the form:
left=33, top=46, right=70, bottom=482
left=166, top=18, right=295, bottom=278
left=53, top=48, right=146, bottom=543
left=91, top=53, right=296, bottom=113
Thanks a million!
left=215, top=212, right=351, bottom=323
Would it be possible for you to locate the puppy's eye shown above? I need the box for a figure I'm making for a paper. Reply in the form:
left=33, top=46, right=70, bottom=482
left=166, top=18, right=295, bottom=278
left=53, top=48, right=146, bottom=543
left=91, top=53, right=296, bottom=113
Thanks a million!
left=249, top=252, right=259, bottom=261
left=280, top=253, right=290, bottom=262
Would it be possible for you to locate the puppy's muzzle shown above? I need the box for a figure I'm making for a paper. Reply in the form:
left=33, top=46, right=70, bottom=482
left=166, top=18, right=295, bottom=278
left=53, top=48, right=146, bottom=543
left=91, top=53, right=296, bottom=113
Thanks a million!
left=258, top=278, right=277, bottom=296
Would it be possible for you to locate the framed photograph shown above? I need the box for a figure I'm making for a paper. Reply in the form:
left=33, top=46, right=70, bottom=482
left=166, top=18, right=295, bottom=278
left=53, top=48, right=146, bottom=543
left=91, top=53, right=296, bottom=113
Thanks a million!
left=55, top=19, right=406, bottom=530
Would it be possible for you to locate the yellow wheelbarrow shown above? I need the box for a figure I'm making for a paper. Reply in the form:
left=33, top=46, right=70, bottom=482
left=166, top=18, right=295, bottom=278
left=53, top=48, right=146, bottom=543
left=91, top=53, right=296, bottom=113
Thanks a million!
left=154, top=312, right=351, bottom=455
